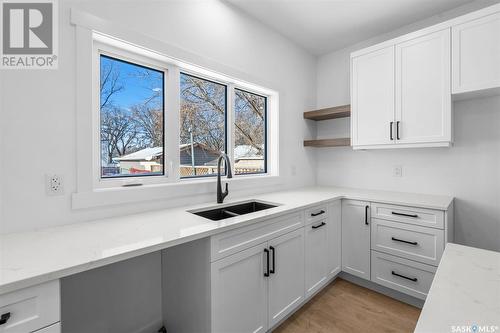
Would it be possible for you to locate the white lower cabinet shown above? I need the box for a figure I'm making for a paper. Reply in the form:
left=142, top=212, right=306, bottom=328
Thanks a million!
left=342, top=200, right=371, bottom=280
left=305, top=218, right=328, bottom=298
left=211, top=244, right=268, bottom=333
left=0, top=280, right=60, bottom=333
left=268, top=228, right=305, bottom=327
left=211, top=227, right=305, bottom=333
left=327, top=200, right=342, bottom=277
left=304, top=200, right=341, bottom=298
left=371, top=251, right=437, bottom=300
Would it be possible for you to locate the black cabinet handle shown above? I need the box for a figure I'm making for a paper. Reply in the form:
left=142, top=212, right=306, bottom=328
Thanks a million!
left=264, top=248, right=270, bottom=277
left=311, top=210, right=325, bottom=217
left=392, top=271, right=418, bottom=282
left=0, top=312, right=11, bottom=325
left=312, top=222, right=326, bottom=229
left=365, top=205, right=369, bottom=225
left=269, top=246, right=276, bottom=274
left=391, top=211, right=418, bottom=218
left=396, top=121, right=400, bottom=140
left=390, top=121, right=394, bottom=140
left=391, top=237, right=418, bottom=245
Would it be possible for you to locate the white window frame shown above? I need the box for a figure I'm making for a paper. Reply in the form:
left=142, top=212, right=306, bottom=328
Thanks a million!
left=72, top=8, right=280, bottom=209
left=93, top=41, right=174, bottom=189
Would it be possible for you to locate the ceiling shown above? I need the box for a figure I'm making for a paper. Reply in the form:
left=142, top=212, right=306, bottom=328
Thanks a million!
left=224, top=0, right=474, bottom=55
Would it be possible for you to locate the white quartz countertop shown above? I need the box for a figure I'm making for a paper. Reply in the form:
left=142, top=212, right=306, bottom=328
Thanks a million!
left=0, top=186, right=453, bottom=294
left=415, top=243, right=500, bottom=333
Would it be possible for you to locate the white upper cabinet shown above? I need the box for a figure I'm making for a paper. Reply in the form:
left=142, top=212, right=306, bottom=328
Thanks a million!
left=452, top=11, right=500, bottom=94
left=351, top=46, right=395, bottom=147
left=351, top=29, right=451, bottom=149
left=350, top=3, right=500, bottom=150
left=395, top=29, right=451, bottom=145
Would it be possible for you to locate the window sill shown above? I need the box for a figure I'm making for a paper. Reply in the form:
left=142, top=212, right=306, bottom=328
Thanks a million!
left=71, top=174, right=282, bottom=209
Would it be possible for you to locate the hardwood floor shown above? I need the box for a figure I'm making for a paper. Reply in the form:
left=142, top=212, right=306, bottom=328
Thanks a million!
left=274, top=278, right=421, bottom=333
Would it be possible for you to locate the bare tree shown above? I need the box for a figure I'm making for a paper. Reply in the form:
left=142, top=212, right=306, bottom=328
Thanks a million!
left=132, top=105, right=163, bottom=147
left=235, top=89, right=265, bottom=154
left=101, top=107, right=139, bottom=164
left=100, top=60, right=123, bottom=110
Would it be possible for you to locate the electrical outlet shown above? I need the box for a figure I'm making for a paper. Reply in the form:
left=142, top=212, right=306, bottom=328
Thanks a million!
left=393, top=165, right=403, bottom=177
left=291, top=165, right=297, bottom=176
left=46, top=174, right=64, bottom=196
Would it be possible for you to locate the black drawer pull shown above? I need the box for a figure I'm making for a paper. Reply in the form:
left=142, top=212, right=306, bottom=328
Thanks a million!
left=391, top=211, right=418, bottom=218
left=396, top=121, right=401, bottom=140
left=392, top=271, right=418, bottom=282
left=391, top=237, right=418, bottom=245
left=270, top=246, right=276, bottom=274
left=365, top=205, right=369, bottom=225
left=0, top=312, right=11, bottom=325
left=312, top=222, right=326, bottom=229
left=390, top=121, right=394, bottom=140
left=311, top=210, right=325, bottom=217
left=264, top=248, right=270, bottom=277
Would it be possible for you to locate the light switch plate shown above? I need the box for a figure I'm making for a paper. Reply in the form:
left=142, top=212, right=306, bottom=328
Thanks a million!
left=393, top=165, right=403, bottom=177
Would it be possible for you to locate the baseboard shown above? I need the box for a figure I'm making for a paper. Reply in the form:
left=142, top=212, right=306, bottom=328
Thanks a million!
left=339, top=272, right=425, bottom=308
left=133, top=320, right=164, bottom=333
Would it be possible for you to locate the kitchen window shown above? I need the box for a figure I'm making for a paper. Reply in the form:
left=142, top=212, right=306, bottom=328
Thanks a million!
left=99, top=54, right=165, bottom=179
left=234, top=89, right=267, bottom=175
left=180, top=73, right=227, bottom=178
left=74, top=29, right=279, bottom=207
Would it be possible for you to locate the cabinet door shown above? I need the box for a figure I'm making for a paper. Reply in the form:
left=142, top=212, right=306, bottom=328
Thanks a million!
left=0, top=280, right=60, bottom=333
left=341, top=200, right=371, bottom=280
left=211, top=244, right=268, bottom=333
left=351, top=46, right=395, bottom=147
left=395, top=29, right=451, bottom=145
left=268, top=228, right=305, bottom=328
left=305, top=219, right=328, bottom=298
left=452, top=12, right=500, bottom=93
left=327, top=200, right=342, bottom=277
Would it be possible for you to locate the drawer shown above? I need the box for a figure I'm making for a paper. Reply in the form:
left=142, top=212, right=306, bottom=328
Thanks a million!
left=371, top=203, right=444, bottom=229
left=371, top=251, right=436, bottom=300
left=33, top=322, right=61, bottom=333
left=305, top=204, right=328, bottom=225
left=0, top=280, right=60, bottom=333
left=211, top=212, right=303, bottom=261
left=371, top=218, right=444, bottom=266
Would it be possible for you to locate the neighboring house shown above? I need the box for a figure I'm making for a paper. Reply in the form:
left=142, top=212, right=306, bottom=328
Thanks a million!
left=114, top=147, right=164, bottom=174
left=234, top=145, right=265, bottom=172
left=110, top=143, right=264, bottom=176
left=179, top=143, right=221, bottom=168
left=113, top=143, right=221, bottom=175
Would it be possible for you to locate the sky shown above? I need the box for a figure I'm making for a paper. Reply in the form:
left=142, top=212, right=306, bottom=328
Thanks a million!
left=100, top=55, right=163, bottom=109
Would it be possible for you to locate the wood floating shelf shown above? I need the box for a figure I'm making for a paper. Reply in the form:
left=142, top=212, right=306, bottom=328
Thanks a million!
left=303, top=138, right=350, bottom=148
left=303, top=104, right=351, bottom=121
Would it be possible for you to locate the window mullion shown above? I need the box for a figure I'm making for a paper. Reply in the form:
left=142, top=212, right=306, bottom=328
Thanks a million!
left=166, top=65, right=181, bottom=182
left=227, top=84, right=235, bottom=176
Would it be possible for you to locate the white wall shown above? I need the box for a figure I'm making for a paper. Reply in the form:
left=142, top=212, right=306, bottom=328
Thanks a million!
left=0, top=0, right=317, bottom=234
left=316, top=0, right=500, bottom=252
